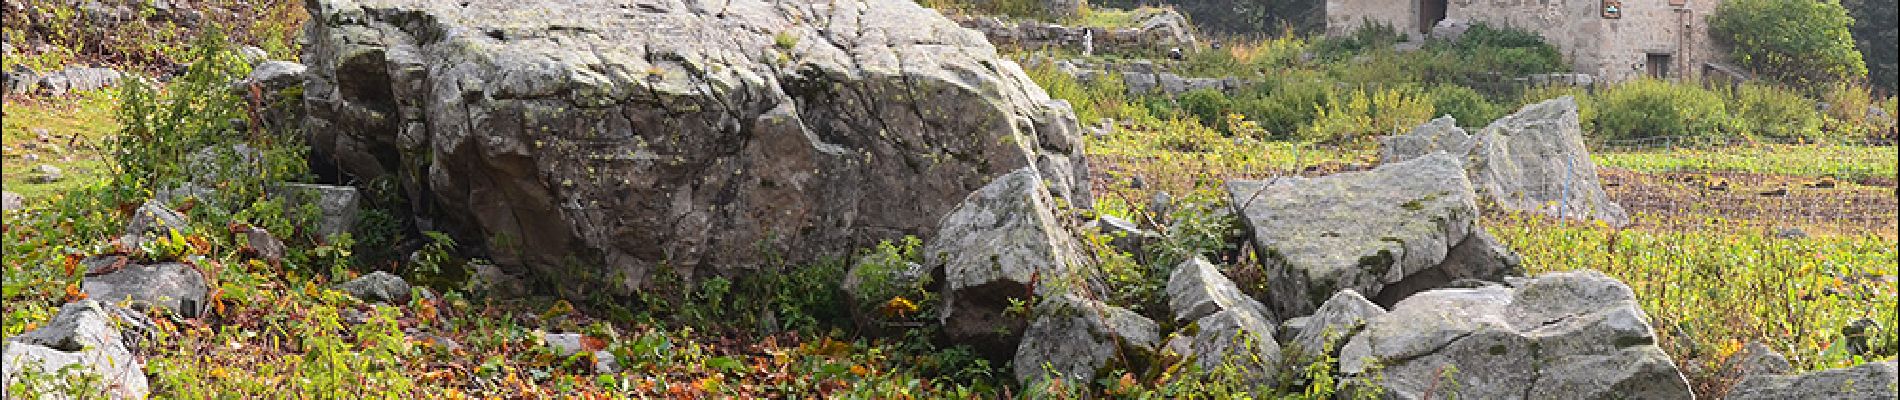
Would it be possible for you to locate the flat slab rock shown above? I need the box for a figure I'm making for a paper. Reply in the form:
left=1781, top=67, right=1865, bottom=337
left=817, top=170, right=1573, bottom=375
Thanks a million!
left=303, top=0, right=1088, bottom=296
left=1337, top=270, right=1693, bottom=399
left=1226, top=152, right=1520, bottom=318
left=1726, top=361, right=1897, bottom=400
left=1381, top=97, right=1629, bottom=226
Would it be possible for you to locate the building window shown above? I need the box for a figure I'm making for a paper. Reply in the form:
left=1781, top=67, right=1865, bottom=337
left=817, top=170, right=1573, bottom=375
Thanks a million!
left=1647, top=53, right=1673, bottom=78
left=1420, top=0, right=1448, bottom=34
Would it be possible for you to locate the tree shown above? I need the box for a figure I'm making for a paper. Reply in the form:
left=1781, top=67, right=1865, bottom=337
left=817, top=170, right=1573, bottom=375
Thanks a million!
left=1840, top=0, right=1897, bottom=95
left=1710, top=0, right=1868, bottom=90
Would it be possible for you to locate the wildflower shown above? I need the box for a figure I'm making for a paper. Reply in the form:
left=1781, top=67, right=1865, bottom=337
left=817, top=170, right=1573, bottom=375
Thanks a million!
left=880, top=296, right=919, bottom=318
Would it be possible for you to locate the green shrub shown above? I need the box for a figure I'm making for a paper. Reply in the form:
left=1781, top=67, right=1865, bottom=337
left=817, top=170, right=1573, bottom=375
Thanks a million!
left=1177, top=89, right=1235, bottom=132
left=1818, top=82, right=1896, bottom=141
left=1427, top=84, right=1503, bottom=126
left=1300, top=85, right=1434, bottom=144
left=1728, top=82, right=1826, bottom=141
left=1233, top=73, right=1337, bottom=138
left=1594, top=79, right=1737, bottom=142
left=1445, top=23, right=1566, bottom=77
left=1710, top=0, right=1867, bottom=88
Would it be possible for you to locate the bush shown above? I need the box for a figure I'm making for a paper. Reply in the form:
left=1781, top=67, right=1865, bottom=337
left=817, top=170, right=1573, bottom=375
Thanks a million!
left=1710, top=0, right=1867, bottom=88
left=1728, top=82, right=1826, bottom=141
left=1818, top=82, right=1896, bottom=141
left=1232, top=72, right=1337, bottom=138
left=1300, top=85, right=1434, bottom=144
left=1428, top=84, right=1503, bottom=126
left=1177, top=89, right=1235, bottom=132
left=1594, top=79, right=1738, bottom=142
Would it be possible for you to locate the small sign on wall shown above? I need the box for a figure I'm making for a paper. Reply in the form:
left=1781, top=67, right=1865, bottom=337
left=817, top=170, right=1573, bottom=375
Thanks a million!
left=1602, top=0, right=1623, bottom=18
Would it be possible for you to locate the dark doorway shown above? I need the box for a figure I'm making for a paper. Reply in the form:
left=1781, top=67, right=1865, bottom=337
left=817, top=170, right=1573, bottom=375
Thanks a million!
left=1420, top=0, right=1449, bottom=34
left=1647, top=53, right=1673, bottom=78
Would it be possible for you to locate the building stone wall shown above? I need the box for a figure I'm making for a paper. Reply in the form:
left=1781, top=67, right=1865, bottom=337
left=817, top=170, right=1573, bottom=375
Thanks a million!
left=1326, top=0, right=1419, bottom=37
left=1328, top=0, right=1727, bottom=83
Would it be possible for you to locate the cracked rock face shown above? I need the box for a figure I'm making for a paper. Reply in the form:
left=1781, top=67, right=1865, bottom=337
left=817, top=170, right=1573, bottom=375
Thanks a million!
left=1381, top=97, right=1630, bottom=227
left=303, top=0, right=1087, bottom=296
left=930, top=168, right=1094, bottom=359
left=1226, top=152, right=1521, bottom=318
left=1337, top=270, right=1693, bottom=399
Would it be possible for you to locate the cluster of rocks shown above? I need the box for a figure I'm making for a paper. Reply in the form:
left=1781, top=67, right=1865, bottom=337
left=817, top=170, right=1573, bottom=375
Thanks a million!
left=952, top=7, right=1195, bottom=56
left=3, top=65, right=123, bottom=97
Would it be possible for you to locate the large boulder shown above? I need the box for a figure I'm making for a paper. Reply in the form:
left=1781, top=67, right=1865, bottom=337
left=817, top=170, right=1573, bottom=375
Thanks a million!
left=1013, top=294, right=1160, bottom=387
left=930, top=168, right=1093, bottom=359
left=1, top=301, right=151, bottom=400
left=1726, top=360, right=1897, bottom=400
left=1226, top=152, right=1521, bottom=318
left=1380, top=97, right=1629, bottom=226
left=82, top=261, right=210, bottom=319
left=1336, top=270, right=1693, bottom=399
left=303, top=0, right=1088, bottom=296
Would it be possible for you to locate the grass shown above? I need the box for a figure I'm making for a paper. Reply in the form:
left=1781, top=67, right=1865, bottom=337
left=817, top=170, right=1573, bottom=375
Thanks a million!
left=1, top=91, right=123, bottom=201
left=1595, top=143, right=1900, bottom=180
left=1491, top=212, right=1898, bottom=396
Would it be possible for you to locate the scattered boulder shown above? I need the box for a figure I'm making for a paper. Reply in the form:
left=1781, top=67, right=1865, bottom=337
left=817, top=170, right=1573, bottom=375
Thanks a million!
left=1, top=301, right=151, bottom=400
left=1012, top=293, right=1160, bottom=387
left=336, top=271, right=412, bottom=304
left=1, top=191, right=22, bottom=211
left=932, top=169, right=1094, bottom=359
left=272, top=183, right=359, bottom=240
left=238, top=226, right=288, bottom=265
left=1726, top=361, right=1897, bottom=400
left=542, top=332, right=619, bottom=374
left=3, top=65, right=39, bottom=95
left=82, top=262, right=210, bottom=318
left=1279, top=289, right=1384, bottom=365
left=303, top=0, right=1088, bottom=297
left=239, top=46, right=270, bottom=65
left=235, top=61, right=306, bottom=92
left=119, top=200, right=190, bottom=249
left=468, top=260, right=530, bottom=298
left=1084, top=215, right=1155, bottom=256
left=1722, top=341, right=1792, bottom=379
left=36, top=67, right=122, bottom=96
left=1165, top=257, right=1269, bottom=324
left=1336, top=270, right=1693, bottom=399
left=1380, top=97, right=1630, bottom=226
left=30, top=164, right=62, bottom=183
left=1226, top=152, right=1522, bottom=318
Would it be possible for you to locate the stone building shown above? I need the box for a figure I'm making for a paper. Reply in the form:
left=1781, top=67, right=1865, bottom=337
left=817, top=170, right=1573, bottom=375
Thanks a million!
left=1326, top=0, right=1728, bottom=83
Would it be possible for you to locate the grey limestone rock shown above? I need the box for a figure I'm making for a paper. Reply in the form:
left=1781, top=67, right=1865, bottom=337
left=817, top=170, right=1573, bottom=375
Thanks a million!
left=1381, top=97, right=1630, bottom=226
left=302, top=0, right=1089, bottom=298
left=1336, top=270, right=1693, bottom=399
left=1727, top=361, right=1897, bottom=400
left=1227, top=152, right=1522, bottom=318
left=1012, top=293, right=1160, bottom=387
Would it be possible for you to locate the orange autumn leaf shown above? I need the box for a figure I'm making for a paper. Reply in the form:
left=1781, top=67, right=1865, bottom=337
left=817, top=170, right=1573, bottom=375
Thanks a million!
left=580, top=335, right=607, bottom=352
left=63, top=283, right=87, bottom=302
